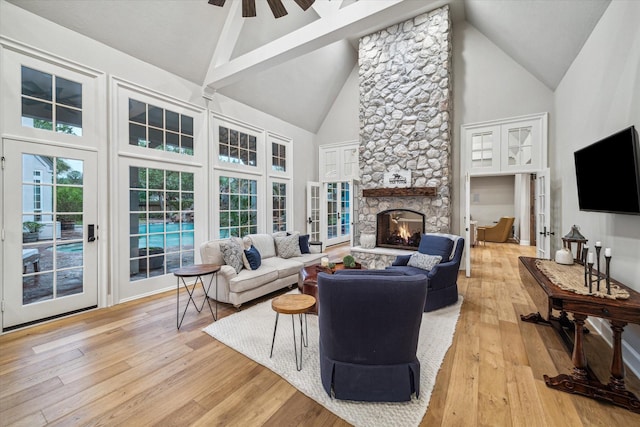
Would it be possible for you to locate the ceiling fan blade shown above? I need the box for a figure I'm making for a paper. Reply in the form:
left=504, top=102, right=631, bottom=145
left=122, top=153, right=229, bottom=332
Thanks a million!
left=293, top=0, right=315, bottom=11
left=242, top=0, right=256, bottom=17
left=266, top=0, right=288, bottom=18
left=208, top=0, right=225, bottom=6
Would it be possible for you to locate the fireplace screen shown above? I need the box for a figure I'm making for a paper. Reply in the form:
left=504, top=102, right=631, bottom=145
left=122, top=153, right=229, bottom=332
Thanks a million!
left=376, top=209, right=425, bottom=249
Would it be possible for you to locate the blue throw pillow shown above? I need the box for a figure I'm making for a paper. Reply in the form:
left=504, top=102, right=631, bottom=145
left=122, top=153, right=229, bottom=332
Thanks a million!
left=244, top=245, right=261, bottom=270
left=418, top=234, right=454, bottom=260
left=299, top=234, right=310, bottom=254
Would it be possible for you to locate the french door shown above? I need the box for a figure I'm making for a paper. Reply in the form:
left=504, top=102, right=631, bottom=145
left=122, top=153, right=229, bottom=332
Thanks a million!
left=535, top=168, right=551, bottom=259
left=324, top=181, right=351, bottom=247
left=2, top=139, right=98, bottom=330
left=306, top=182, right=321, bottom=242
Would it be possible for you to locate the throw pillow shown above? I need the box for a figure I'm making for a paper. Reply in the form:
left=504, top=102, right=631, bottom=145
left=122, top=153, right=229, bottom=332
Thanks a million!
left=417, top=235, right=454, bottom=260
left=275, top=234, right=302, bottom=259
left=407, top=253, right=442, bottom=271
left=244, top=245, right=262, bottom=270
left=298, top=234, right=311, bottom=254
left=219, top=238, right=244, bottom=274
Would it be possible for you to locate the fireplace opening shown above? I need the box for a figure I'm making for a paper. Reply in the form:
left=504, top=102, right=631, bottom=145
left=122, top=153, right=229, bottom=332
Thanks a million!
left=376, top=209, right=425, bottom=250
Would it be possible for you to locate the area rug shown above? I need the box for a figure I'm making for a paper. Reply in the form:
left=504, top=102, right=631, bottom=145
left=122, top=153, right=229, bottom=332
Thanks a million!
left=203, top=292, right=463, bottom=427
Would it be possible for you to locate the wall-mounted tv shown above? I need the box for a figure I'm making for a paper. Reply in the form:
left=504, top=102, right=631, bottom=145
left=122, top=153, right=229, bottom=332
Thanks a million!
left=574, top=125, right=640, bottom=215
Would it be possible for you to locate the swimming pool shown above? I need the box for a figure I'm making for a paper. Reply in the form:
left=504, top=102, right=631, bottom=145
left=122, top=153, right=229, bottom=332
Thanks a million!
left=54, top=222, right=194, bottom=253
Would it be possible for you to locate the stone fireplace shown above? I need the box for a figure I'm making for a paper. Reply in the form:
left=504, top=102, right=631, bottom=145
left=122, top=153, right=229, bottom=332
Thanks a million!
left=376, top=209, right=425, bottom=250
left=352, top=6, right=452, bottom=269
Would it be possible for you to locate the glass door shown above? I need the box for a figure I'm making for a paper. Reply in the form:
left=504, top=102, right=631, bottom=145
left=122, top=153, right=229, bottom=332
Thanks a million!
left=2, top=139, right=98, bottom=330
left=324, top=181, right=351, bottom=247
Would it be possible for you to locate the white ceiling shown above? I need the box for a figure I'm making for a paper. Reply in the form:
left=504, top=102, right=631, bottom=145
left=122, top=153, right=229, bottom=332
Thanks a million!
left=7, top=0, right=611, bottom=133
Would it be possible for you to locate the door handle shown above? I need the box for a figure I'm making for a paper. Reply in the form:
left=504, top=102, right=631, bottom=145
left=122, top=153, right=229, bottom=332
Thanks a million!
left=308, top=217, right=312, bottom=224
left=88, top=224, right=96, bottom=242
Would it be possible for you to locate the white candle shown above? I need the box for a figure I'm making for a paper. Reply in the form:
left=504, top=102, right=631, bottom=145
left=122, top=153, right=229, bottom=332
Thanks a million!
left=605, top=248, right=612, bottom=257
left=595, top=241, right=602, bottom=248
left=587, top=252, right=594, bottom=264
left=321, top=257, right=329, bottom=267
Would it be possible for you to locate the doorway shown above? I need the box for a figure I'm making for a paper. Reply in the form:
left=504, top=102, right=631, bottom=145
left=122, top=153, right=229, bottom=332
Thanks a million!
left=2, top=139, right=98, bottom=331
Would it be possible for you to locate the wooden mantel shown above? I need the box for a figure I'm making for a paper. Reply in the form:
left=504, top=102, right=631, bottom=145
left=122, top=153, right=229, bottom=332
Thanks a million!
left=362, top=187, right=437, bottom=197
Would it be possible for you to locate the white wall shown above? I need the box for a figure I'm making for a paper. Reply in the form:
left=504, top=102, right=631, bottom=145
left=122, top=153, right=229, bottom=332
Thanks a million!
left=470, top=175, right=515, bottom=226
left=452, top=21, right=555, bottom=237
left=315, top=64, right=360, bottom=146
left=553, top=0, right=640, bottom=372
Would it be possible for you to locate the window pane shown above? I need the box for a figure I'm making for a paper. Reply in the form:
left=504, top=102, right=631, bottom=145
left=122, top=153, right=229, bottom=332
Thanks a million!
left=56, top=77, right=82, bottom=108
left=129, top=123, right=147, bottom=147
left=22, top=66, right=52, bottom=101
left=166, top=110, right=179, bottom=132
left=181, top=115, right=193, bottom=135
left=148, top=128, right=164, bottom=150
left=56, top=106, right=82, bottom=135
left=148, top=105, right=164, bottom=128
left=22, top=98, right=52, bottom=123
left=166, top=131, right=179, bottom=153
left=129, top=99, right=146, bottom=123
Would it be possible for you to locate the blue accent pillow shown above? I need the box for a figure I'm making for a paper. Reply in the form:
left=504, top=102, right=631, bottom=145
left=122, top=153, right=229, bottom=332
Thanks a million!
left=418, top=234, right=454, bottom=260
left=244, top=245, right=261, bottom=270
left=392, top=254, right=411, bottom=266
left=299, top=234, right=311, bottom=254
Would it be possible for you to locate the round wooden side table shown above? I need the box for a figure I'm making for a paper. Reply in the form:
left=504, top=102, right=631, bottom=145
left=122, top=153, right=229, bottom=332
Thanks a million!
left=173, top=264, right=220, bottom=329
left=269, top=294, right=316, bottom=371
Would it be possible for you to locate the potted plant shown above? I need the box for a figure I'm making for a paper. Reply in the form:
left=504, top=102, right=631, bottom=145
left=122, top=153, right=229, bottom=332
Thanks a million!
left=342, top=255, right=360, bottom=269
left=23, top=221, right=44, bottom=243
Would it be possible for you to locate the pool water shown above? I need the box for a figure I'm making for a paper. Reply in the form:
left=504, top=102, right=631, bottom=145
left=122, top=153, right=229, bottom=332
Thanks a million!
left=54, top=222, right=194, bottom=253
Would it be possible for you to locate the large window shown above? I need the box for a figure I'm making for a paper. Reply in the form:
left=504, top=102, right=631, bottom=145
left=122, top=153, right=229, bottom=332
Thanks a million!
left=128, top=167, right=194, bottom=281
left=218, top=175, right=258, bottom=238
left=128, top=99, right=194, bottom=155
left=21, top=66, right=83, bottom=136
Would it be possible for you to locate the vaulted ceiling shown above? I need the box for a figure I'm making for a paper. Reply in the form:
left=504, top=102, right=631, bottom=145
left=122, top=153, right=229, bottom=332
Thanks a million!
left=8, top=0, right=611, bottom=132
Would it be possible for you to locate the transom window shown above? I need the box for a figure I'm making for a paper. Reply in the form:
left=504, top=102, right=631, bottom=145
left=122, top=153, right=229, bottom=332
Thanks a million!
left=128, top=167, right=195, bottom=281
left=128, top=99, right=194, bottom=155
left=218, top=176, right=258, bottom=238
left=218, top=126, right=257, bottom=166
left=272, top=142, right=286, bottom=172
left=21, top=66, right=83, bottom=136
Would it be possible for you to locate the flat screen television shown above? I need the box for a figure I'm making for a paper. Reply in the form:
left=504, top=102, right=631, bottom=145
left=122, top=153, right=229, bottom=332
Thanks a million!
left=574, top=125, right=640, bottom=215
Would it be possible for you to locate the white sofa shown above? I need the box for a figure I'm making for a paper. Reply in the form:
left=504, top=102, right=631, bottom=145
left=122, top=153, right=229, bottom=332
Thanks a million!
left=199, top=232, right=326, bottom=307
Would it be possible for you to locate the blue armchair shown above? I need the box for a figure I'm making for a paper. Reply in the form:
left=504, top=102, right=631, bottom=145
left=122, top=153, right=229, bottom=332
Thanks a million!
left=317, top=270, right=428, bottom=402
left=386, top=233, right=464, bottom=312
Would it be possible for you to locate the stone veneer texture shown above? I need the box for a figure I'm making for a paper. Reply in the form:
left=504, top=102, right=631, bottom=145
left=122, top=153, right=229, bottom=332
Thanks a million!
left=358, top=5, right=452, bottom=239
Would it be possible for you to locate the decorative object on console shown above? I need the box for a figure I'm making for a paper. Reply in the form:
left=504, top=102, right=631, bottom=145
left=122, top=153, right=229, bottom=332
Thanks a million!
left=562, top=224, right=588, bottom=264
left=554, top=248, right=574, bottom=265
left=583, top=241, right=614, bottom=295
left=536, top=259, right=628, bottom=300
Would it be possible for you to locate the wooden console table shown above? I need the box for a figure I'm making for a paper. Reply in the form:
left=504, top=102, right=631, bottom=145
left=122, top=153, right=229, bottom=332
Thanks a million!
left=518, top=256, right=640, bottom=413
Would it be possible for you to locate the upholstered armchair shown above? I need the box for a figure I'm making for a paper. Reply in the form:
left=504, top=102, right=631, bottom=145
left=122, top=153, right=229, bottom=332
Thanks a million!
left=317, top=270, right=428, bottom=402
left=386, top=233, right=464, bottom=312
left=477, top=216, right=514, bottom=243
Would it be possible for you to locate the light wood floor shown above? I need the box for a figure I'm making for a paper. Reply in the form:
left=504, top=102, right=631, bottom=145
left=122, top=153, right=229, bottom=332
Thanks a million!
left=1, top=242, right=639, bottom=426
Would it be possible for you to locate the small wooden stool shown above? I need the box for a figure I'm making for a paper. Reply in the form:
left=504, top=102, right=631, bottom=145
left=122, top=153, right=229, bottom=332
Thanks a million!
left=269, top=294, right=316, bottom=371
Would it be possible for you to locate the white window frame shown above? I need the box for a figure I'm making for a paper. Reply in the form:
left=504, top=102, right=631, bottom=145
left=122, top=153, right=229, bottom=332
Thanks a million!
left=211, top=113, right=265, bottom=176
left=212, top=169, right=263, bottom=239
left=1, top=40, right=105, bottom=147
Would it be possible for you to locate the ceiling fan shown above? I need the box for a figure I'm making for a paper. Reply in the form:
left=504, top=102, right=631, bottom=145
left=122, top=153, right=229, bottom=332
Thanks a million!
left=208, top=0, right=316, bottom=19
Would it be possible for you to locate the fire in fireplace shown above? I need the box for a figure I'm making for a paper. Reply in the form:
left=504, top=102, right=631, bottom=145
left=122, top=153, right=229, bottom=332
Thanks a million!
left=376, top=209, right=425, bottom=249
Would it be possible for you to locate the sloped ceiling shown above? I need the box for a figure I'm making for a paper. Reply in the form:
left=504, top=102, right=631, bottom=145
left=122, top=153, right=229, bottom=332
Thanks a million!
left=7, top=0, right=611, bottom=133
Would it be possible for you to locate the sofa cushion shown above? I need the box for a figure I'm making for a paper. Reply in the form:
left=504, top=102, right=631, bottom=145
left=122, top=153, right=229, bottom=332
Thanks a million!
left=228, top=267, right=279, bottom=293
left=220, top=238, right=244, bottom=274
left=244, top=245, right=262, bottom=270
left=261, top=257, right=303, bottom=279
left=248, top=234, right=277, bottom=259
left=407, top=253, right=442, bottom=271
left=418, top=235, right=454, bottom=260
left=275, top=234, right=302, bottom=259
